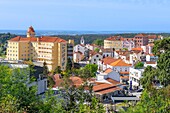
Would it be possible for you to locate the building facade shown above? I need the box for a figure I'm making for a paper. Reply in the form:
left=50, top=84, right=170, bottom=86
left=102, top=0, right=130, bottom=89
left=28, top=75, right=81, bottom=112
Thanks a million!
left=134, top=34, right=149, bottom=47
left=104, top=36, right=123, bottom=50
left=7, top=35, right=67, bottom=71
left=67, top=40, right=74, bottom=60
left=129, top=67, right=144, bottom=90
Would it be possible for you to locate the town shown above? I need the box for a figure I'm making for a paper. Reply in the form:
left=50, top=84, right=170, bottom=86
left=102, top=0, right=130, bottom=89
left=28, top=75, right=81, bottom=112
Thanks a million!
left=0, top=26, right=169, bottom=112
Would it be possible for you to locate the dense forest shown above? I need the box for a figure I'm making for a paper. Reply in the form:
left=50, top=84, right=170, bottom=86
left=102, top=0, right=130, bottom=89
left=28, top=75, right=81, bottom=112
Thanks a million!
left=0, top=32, right=170, bottom=57
left=1, top=32, right=170, bottom=45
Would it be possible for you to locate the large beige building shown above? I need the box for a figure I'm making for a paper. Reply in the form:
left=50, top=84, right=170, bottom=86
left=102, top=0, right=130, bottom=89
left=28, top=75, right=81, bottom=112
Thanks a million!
left=6, top=27, right=67, bottom=71
left=104, top=36, right=123, bottom=50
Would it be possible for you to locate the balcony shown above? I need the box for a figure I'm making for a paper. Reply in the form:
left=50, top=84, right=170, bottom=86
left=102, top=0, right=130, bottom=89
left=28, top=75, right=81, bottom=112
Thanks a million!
left=38, top=56, right=53, bottom=60
left=38, top=45, right=53, bottom=49
left=38, top=49, right=53, bottom=53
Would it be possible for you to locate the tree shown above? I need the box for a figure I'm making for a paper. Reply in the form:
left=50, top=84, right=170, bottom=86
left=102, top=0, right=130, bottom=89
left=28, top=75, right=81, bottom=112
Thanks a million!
left=54, top=66, right=62, bottom=74
left=66, top=57, right=72, bottom=72
left=0, top=65, right=40, bottom=112
left=43, top=62, right=49, bottom=76
left=123, top=38, right=170, bottom=112
left=94, top=48, right=100, bottom=53
left=134, top=62, right=144, bottom=69
left=79, top=64, right=98, bottom=79
left=93, top=39, right=104, bottom=46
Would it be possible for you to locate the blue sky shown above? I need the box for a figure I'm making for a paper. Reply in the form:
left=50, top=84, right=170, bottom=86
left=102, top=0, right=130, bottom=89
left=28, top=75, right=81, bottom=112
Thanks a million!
left=0, top=0, right=170, bottom=31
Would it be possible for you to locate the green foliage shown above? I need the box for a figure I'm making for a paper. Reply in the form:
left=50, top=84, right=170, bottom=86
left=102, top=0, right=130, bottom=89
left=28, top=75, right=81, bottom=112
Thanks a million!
left=124, top=38, right=170, bottom=113
left=123, top=87, right=170, bottom=113
left=94, top=48, right=100, bottom=53
left=122, top=48, right=128, bottom=51
left=0, top=65, right=40, bottom=112
left=152, top=37, right=170, bottom=56
left=43, top=62, right=49, bottom=76
left=134, top=62, right=144, bottom=69
left=54, top=66, right=62, bottom=74
left=66, top=57, right=72, bottom=72
left=79, top=64, right=98, bottom=79
left=93, top=39, right=104, bottom=46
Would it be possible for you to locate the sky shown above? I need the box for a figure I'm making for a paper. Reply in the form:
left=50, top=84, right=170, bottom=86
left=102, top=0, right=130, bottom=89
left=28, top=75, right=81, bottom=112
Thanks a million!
left=0, top=0, right=170, bottom=31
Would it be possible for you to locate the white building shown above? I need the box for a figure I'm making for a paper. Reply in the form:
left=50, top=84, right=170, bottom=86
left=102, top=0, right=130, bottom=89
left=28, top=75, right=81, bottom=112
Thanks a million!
left=74, top=44, right=86, bottom=55
left=129, top=67, right=144, bottom=90
left=146, top=54, right=158, bottom=62
left=74, top=36, right=86, bottom=55
left=107, top=59, right=132, bottom=73
left=73, top=51, right=84, bottom=63
left=89, top=52, right=102, bottom=64
left=97, top=68, right=120, bottom=82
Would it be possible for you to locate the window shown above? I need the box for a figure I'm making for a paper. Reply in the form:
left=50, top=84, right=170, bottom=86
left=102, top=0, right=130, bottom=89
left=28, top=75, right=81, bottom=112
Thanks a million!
left=94, top=59, right=96, bottom=61
left=96, top=55, right=99, bottom=57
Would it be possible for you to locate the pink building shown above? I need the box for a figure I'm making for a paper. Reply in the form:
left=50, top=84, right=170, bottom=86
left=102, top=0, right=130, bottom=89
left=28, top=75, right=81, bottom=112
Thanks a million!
left=134, top=34, right=149, bottom=47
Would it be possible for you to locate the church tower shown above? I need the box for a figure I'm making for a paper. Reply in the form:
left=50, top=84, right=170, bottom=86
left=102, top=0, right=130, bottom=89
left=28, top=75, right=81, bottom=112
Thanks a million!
left=80, top=36, right=85, bottom=45
left=27, top=26, right=35, bottom=37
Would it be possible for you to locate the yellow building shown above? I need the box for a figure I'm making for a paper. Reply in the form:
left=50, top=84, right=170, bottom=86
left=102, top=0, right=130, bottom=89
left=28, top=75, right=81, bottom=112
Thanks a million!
left=6, top=27, right=67, bottom=71
left=104, top=36, right=123, bottom=50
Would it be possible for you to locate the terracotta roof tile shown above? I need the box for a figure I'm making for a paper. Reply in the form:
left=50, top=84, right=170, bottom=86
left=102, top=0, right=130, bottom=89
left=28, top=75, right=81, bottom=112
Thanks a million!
left=95, top=86, right=121, bottom=95
left=119, top=71, right=129, bottom=74
left=132, top=48, right=143, bottom=51
left=104, top=68, right=113, bottom=74
left=110, top=59, right=131, bottom=67
left=106, top=78, right=121, bottom=85
left=146, top=61, right=156, bottom=64
left=148, top=35, right=157, bottom=39
left=101, top=57, right=119, bottom=65
left=105, top=36, right=124, bottom=41
left=93, top=83, right=115, bottom=92
left=27, top=26, right=35, bottom=33
left=120, top=76, right=129, bottom=79
left=135, top=33, right=147, bottom=37
left=9, top=36, right=67, bottom=43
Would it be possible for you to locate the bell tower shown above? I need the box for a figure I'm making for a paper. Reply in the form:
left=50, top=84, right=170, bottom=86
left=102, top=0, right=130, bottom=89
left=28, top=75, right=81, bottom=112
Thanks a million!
left=80, top=36, right=85, bottom=45
left=27, top=26, right=35, bottom=37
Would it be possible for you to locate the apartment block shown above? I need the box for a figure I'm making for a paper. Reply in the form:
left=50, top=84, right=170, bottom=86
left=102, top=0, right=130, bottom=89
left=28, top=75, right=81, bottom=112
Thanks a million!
left=6, top=27, right=68, bottom=71
left=134, top=34, right=148, bottom=47
left=104, top=36, right=123, bottom=50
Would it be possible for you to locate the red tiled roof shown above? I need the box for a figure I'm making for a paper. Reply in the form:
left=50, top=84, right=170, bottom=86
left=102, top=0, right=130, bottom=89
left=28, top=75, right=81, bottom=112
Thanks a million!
left=69, top=76, right=83, bottom=87
left=135, top=33, right=147, bottom=37
left=53, top=75, right=83, bottom=88
left=27, top=26, right=35, bottom=33
left=119, top=71, right=129, bottom=74
left=106, top=78, right=121, bottom=85
left=9, top=36, right=67, bottom=43
left=101, top=57, right=119, bottom=65
left=132, top=48, right=143, bottom=51
left=147, top=43, right=154, bottom=46
left=146, top=61, right=156, bottom=64
left=95, top=86, right=121, bottom=95
left=148, top=35, right=157, bottom=39
left=93, top=83, right=116, bottom=92
left=104, top=68, right=113, bottom=74
left=53, top=74, right=63, bottom=88
left=105, top=36, right=124, bottom=41
left=110, top=59, right=131, bottom=67
left=120, top=76, right=129, bottom=80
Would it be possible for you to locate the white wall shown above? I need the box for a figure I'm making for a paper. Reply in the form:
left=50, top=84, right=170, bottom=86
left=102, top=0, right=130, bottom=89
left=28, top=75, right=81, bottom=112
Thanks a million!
left=107, top=65, right=130, bottom=73
left=129, top=67, right=144, bottom=89
left=74, top=44, right=85, bottom=55
left=90, top=54, right=102, bottom=64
